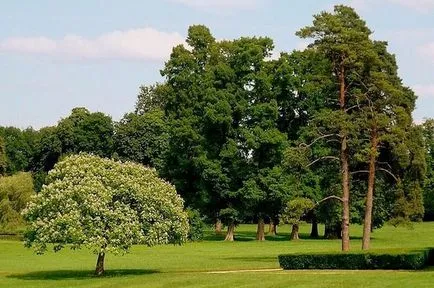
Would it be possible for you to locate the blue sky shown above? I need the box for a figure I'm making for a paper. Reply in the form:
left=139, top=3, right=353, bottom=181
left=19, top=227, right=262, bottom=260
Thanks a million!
left=1, top=0, right=433, bottom=128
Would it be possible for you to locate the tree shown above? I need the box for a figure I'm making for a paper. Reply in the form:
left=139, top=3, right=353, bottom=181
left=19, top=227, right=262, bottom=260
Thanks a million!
left=134, top=84, right=166, bottom=115
left=388, top=125, right=426, bottom=224
left=0, top=172, right=35, bottom=234
left=57, top=107, right=114, bottom=158
left=23, top=154, right=189, bottom=276
left=353, top=40, right=419, bottom=250
left=114, top=109, right=169, bottom=172
left=297, top=5, right=375, bottom=251
left=281, top=198, right=314, bottom=240
left=422, top=119, right=434, bottom=220
left=0, top=127, right=36, bottom=174
left=29, top=126, right=62, bottom=192
left=161, top=26, right=284, bottom=241
left=0, top=136, right=7, bottom=175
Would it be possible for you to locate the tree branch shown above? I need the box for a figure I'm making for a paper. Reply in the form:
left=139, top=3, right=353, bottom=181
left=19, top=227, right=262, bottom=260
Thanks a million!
left=299, top=134, right=339, bottom=149
left=345, top=104, right=360, bottom=112
left=315, top=195, right=344, bottom=205
left=378, top=167, right=399, bottom=181
left=307, top=156, right=339, bottom=167
left=351, top=170, right=369, bottom=174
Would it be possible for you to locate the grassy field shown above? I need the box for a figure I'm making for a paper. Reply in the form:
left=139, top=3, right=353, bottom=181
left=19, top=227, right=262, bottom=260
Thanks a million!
left=1, top=222, right=434, bottom=287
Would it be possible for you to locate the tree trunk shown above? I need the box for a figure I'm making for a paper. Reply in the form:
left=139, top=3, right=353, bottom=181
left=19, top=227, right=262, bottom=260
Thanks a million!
left=224, top=221, right=235, bottom=241
left=290, top=224, right=299, bottom=240
left=94, top=252, right=105, bottom=276
left=310, top=217, right=319, bottom=238
left=324, top=222, right=342, bottom=239
left=268, top=219, right=276, bottom=236
left=341, top=138, right=350, bottom=251
left=256, top=217, right=265, bottom=241
left=215, top=218, right=222, bottom=234
left=339, top=62, right=350, bottom=252
left=362, top=129, right=378, bottom=250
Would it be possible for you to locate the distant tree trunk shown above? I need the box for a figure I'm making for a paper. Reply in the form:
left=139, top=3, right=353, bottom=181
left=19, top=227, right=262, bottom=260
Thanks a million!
left=310, top=217, right=319, bottom=238
left=324, top=222, right=342, bottom=239
left=256, top=217, right=265, bottom=241
left=268, top=219, right=276, bottom=236
left=290, top=224, right=299, bottom=240
left=95, top=252, right=105, bottom=276
left=362, top=129, right=378, bottom=250
left=224, top=221, right=235, bottom=241
left=339, top=62, right=350, bottom=252
left=215, top=218, right=222, bottom=234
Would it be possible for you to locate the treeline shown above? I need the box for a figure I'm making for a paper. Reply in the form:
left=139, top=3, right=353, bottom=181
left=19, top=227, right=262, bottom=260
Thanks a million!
left=0, top=5, right=433, bottom=251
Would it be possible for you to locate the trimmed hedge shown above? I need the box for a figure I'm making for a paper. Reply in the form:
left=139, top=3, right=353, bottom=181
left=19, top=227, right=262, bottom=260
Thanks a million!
left=278, top=248, right=434, bottom=270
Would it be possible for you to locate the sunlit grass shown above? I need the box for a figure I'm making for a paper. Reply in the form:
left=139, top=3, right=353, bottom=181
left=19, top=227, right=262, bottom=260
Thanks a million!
left=1, top=222, right=434, bottom=287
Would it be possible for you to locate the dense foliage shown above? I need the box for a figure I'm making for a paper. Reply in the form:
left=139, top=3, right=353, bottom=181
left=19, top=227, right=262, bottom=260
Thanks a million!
left=0, top=172, right=35, bottom=234
left=278, top=249, right=434, bottom=270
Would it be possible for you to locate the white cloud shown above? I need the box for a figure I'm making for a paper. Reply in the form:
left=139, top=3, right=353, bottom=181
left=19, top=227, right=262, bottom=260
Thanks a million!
left=413, top=84, right=434, bottom=97
left=0, top=28, right=185, bottom=61
left=386, top=0, right=434, bottom=12
left=171, top=0, right=259, bottom=10
left=348, top=0, right=434, bottom=12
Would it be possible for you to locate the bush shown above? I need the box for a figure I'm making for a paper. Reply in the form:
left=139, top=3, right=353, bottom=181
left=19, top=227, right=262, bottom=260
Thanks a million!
left=187, top=208, right=205, bottom=241
left=278, top=249, right=434, bottom=270
left=0, top=172, right=35, bottom=234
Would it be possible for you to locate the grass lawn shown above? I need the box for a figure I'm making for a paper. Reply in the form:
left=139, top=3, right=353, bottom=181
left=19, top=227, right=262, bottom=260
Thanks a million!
left=1, top=222, right=434, bottom=287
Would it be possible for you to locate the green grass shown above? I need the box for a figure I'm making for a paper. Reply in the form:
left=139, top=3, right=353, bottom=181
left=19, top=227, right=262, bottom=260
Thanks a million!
left=1, top=222, right=434, bottom=287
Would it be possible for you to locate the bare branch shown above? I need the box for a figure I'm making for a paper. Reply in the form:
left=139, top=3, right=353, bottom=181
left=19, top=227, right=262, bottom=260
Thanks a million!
left=316, top=195, right=344, bottom=205
left=307, top=156, right=340, bottom=167
left=299, top=134, right=339, bottom=149
left=345, top=104, right=360, bottom=112
left=300, top=195, right=344, bottom=217
left=378, top=168, right=399, bottom=181
left=377, top=161, right=393, bottom=170
left=351, top=170, right=369, bottom=175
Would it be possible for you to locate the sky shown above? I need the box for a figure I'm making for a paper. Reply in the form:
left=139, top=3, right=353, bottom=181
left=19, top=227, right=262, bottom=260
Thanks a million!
left=0, top=0, right=433, bottom=129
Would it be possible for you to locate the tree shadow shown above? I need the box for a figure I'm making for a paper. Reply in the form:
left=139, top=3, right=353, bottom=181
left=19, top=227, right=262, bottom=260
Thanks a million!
left=202, top=233, right=226, bottom=241
left=7, top=269, right=159, bottom=280
left=203, top=231, right=370, bottom=242
left=221, top=256, right=277, bottom=263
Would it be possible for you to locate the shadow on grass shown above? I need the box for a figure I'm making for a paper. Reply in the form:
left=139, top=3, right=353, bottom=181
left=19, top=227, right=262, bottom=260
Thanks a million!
left=221, top=256, right=277, bottom=263
left=203, top=229, right=371, bottom=242
left=7, top=269, right=159, bottom=280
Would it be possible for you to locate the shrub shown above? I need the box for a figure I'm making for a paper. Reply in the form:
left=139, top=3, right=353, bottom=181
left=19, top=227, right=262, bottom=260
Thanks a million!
left=278, top=249, right=434, bottom=270
left=186, top=208, right=205, bottom=241
left=0, top=172, right=35, bottom=234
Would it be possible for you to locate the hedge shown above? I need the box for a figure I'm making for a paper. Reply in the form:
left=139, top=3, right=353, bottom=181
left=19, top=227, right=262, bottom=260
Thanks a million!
left=278, top=248, right=434, bottom=270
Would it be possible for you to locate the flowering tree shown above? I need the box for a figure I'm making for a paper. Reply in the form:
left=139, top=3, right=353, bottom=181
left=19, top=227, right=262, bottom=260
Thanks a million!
left=23, top=153, right=189, bottom=276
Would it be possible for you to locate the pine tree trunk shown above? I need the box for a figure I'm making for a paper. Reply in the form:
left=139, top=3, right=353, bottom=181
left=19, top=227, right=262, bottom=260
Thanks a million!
left=362, top=129, right=378, bottom=250
left=310, top=217, right=319, bottom=238
left=268, top=219, right=276, bottom=236
left=341, top=138, right=350, bottom=251
left=339, top=62, right=350, bottom=252
left=94, top=252, right=105, bottom=276
left=215, top=218, right=222, bottom=234
left=224, top=221, right=235, bottom=241
left=290, top=224, right=299, bottom=240
left=256, top=217, right=265, bottom=241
